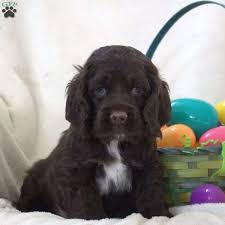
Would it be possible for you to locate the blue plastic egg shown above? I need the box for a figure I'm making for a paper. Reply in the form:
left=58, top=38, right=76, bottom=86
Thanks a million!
left=169, top=98, right=219, bottom=139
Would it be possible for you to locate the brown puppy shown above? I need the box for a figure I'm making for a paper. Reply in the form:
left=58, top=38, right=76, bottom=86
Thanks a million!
left=16, top=46, right=171, bottom=219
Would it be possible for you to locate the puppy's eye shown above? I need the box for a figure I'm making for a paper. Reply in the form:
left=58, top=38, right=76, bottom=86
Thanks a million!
left=95, top=87, right=107, bottom=97
left=131, top=87, right=144, bottom=96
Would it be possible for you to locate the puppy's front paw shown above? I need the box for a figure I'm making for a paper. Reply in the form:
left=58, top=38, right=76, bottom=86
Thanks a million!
left=139, top=207, right=172, bottom=219
left=163, top=210, right=173, bottom=218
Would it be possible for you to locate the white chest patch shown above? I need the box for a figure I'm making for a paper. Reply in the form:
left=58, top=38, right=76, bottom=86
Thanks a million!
left=96, top=140, right=132, bottom=195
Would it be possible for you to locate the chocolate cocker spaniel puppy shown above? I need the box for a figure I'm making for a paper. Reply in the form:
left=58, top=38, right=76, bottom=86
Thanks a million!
left=16, top=45, right=171, bottom=219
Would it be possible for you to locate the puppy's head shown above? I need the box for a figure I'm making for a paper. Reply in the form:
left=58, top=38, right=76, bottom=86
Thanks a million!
left=66, top=46, right=171, bottom=143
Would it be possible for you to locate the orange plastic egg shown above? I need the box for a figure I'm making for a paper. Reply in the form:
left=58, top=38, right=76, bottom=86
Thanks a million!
left=158, top=124, right=196, bottom=148
left=157, top=125, right=169, bottom=146
left=161, top=125, right=168, bottom=131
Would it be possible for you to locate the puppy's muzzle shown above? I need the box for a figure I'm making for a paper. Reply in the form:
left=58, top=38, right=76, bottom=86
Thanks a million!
left=100, top=104, right=137, bottom=126
left=110, top=111, right=128, bottom=125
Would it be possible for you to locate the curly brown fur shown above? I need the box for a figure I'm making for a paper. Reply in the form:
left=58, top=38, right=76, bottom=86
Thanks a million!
left=16, top=45, right=171, bottom=219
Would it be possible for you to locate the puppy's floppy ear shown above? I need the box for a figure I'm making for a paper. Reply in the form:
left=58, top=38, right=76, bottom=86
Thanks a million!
left=143, top=80, right=171, bottom=138
left=158, top=80, right=171, bottom=127
left=65, top=66, right=90, bottom=138
left=143, top=59, right=171, bottom=137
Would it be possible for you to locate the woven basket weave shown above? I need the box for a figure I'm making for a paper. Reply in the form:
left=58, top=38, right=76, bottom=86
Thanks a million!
left=158, top=145, right=225, bottom=206
left=146, top=1, right=225, bottom=206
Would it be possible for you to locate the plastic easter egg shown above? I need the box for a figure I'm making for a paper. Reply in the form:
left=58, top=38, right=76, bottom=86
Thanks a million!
left=157, top=126, right=168, bottom=145
left=191, top=184, right=225, bottom=204
left=199, top=126, right=225, bottom=146
left=215, top=101, right=225, bottom=124
left=161, top=125, right=168, bottom=131
left=158, top=124, right=196, bottom=148
left=157, top=126, right=169, bottom=145
left=169, top=98, right=219, bottom=139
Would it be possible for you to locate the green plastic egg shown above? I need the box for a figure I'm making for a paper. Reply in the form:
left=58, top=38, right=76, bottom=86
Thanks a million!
left=169, top=98, right=219, bottom=139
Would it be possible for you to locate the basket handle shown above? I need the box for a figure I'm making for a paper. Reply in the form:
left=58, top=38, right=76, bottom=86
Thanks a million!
left=146, top=1, right=225, bottom=59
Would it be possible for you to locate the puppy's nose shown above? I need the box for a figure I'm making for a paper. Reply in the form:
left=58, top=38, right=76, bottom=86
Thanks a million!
left=110, top=111, right=128, bottom=125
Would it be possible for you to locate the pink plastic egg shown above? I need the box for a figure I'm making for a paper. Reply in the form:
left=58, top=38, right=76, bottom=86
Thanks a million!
left=199, top=126, right=225, bottom=146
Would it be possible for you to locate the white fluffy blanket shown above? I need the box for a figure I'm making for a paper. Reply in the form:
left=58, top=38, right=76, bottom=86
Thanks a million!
left=0, top=199, right=225, bottom=225
left=0, top=1, right=225, bottom=224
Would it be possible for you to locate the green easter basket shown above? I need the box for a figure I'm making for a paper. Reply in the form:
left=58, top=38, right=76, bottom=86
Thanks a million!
left=146, top=1, right=225, bottom=206
left=159, top=144, right=225, bottom=206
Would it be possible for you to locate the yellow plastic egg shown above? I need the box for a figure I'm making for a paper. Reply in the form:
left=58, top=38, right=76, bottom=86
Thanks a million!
left=158, top=124, right=196, bottom=148
left=215, top=101, right=225, bottom=124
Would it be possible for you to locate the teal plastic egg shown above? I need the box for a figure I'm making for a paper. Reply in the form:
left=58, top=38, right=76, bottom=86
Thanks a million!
left=169, top=98, right=219, bottom=139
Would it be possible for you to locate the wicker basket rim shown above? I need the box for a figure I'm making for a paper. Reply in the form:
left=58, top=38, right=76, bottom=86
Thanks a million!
left=158, top=146, right=222, bottom=155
